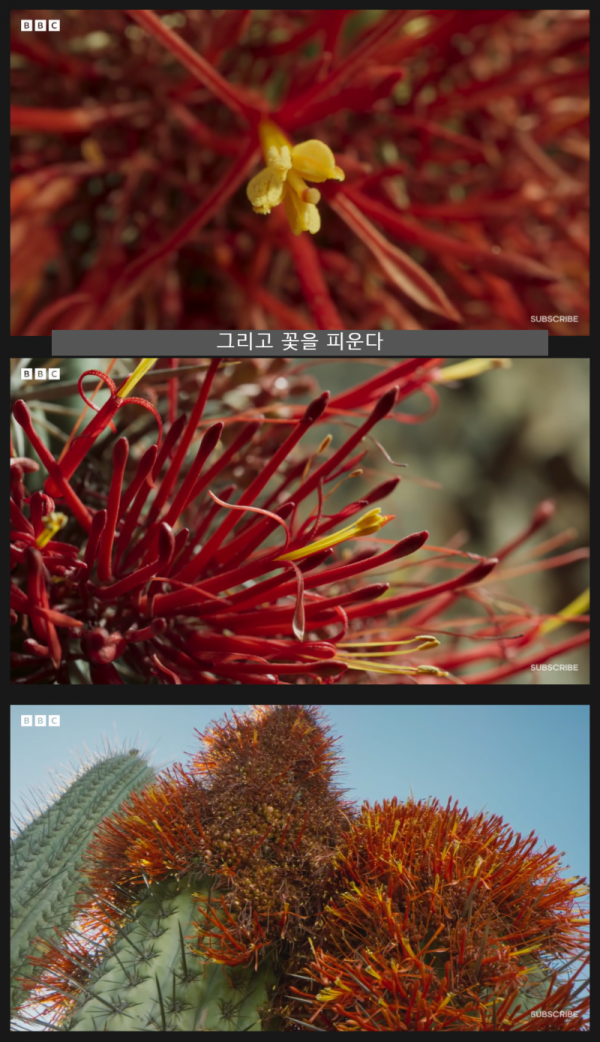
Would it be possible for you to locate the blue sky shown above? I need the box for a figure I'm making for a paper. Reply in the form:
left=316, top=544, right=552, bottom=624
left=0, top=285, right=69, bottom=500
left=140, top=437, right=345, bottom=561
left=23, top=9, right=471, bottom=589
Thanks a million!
left=11, top=703, right=589, bottom=887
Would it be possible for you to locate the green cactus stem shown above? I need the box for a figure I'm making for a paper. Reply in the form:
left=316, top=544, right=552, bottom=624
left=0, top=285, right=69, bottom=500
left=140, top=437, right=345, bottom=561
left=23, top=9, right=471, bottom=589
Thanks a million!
left=49, top=876, right=279, bottom=1032
left=11, top=750, right=155, bottom=1014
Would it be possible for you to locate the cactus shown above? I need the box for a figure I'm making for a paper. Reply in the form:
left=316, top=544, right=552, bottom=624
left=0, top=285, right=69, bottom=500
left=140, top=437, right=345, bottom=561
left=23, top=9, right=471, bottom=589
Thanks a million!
left=41, top=877, right=278, bottom=1031
left=13, top=710, right=589, bottom=1031
left=11, top=750, right=155, bottom=1015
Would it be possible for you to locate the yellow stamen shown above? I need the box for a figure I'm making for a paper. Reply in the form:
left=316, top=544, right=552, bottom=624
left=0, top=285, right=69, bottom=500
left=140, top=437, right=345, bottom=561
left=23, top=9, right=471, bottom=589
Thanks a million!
left=36, top=512, right=67, bottom=548
left=434, top=358, right=511, bottom=382
left=334, top=635, right=445, bottom=676
left=338, top=636, right=439, bottom=651
left=276, top=507, right=393, bottom=562
left=336, top=657, right=450, bottom=677
left=283, top=188, right=320, bottom=236
left=287, top=167, right=321, bottom=205
left=538, top=588, right=589, bottom=635
left=248, top=120, right=345, bottom=235
left=116, top=358, right=158, bottom=399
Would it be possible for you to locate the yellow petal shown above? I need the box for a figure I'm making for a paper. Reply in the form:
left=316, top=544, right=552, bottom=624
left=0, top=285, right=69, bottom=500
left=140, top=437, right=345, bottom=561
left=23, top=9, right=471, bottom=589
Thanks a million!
left=291, top=139, right=344, bottom=182
left=246, top=166, right=285, bottom=214
left=266, top=144, right=292, bottom=177
left=283, top=186, right=320, bottom=235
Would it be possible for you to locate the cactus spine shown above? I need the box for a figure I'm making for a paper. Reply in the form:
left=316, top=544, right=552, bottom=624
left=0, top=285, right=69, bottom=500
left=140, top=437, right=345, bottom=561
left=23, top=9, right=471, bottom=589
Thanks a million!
left=57, top=877, right=278, bottom=1031
left=11, top=750, right=155, bottom=1014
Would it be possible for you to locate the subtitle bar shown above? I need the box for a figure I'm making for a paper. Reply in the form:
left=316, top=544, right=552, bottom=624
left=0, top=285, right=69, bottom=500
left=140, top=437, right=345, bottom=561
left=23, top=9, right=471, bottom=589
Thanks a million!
left=53, top=330, right=547, bottom=356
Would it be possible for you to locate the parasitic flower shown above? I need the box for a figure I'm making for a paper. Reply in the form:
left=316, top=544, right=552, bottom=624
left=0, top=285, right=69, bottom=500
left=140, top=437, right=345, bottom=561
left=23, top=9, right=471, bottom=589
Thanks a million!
left=247, top=120, right=345, bottom=235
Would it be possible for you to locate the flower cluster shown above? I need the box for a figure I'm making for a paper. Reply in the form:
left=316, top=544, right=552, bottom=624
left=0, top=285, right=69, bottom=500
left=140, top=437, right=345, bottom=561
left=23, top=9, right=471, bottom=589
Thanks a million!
left=284, top=796, right=590, bottom=1030
left=10, top=357, right=588, bottom=684
left=15, top=708, right=589, bottom=1031
left=10, top=10, right=588, bottom=332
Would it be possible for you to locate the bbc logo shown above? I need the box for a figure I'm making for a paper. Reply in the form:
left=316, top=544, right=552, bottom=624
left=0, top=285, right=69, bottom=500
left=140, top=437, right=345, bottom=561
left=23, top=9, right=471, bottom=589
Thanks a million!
left=21, top=715, right=61, bottom=727
left=21, top=368, right=60, bottom=381
left=21, top=20, right=61, bottom=31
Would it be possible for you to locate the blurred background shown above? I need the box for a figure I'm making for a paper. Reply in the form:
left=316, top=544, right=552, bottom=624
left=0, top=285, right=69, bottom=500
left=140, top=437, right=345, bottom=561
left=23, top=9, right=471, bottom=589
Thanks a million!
left=314, top=357, right=590, bottom=682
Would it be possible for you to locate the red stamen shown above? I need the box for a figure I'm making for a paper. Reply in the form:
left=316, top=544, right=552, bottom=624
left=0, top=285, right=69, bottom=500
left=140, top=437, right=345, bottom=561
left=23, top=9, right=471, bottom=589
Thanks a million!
left=175, top=391, right=330, bottom=583
left=83, top=509, right=106, bottom=571
left=92, top=522, right=175, bottom=600
left=10, top=496, right=34, bottom=536
left=118, top=443, right=157, bottom=520
left=97, top=437, right=129, bottom=581
left=143, top=360, right=220, bottom=530
left=346, top=557, right=499, bottom=619
left=13, top=400, right=93, bottom=533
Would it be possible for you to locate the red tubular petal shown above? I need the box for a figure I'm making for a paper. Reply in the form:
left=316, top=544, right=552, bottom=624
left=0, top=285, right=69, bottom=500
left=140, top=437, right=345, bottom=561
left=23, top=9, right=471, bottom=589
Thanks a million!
left=45, top=372, right=120, bottom=496
left=152, top=413, right=186, bottom=481
left=158, top=522, right=176, bottom=568
left=163, top=421, right=223, bottom=525
left=213, top=500, right=295, bottom=572
left=83, top=627, right=127, bottom=664
left=133, top=421, right=224, bottom=566
left=125, top=618, right=167, bottom=642
left=144, top=360, right=220, bottom=529
left=120, top=394, right=163, bottom=448
left=494, top=499, right=556, bottom=561
left=13, top=400, right=93, bottom=533
left=185, top=419, right=262, bottom=506
left=363, top=476, right=401, bottom=504
left=118, top=444, right=158, bottom=520
left=28, top=491, right=55, bottom=537
left=84, top=509, right=106, bottom=571
left=175, top=392, right=332, bottom=584
left=347, top=557, right=499, bottom=619
left=97, top=437, right=129, bottom=581
left=26, top=547, right=47, bottom=643
left=10, top=456, right=39, bottom=473
left=150, top=653, right=182, bottom=683
left=222, top=532, right=429, bottom=612
left=10, top=464, right=25, bottom=509
left=256, top=388, right=400, bottom=537
left=10, top=496, right=34, bottom=536
left=302, top=391, right=331, bottom=424
left=92, top=523, right=175, bottom=601
left=172, top=484, right=236, bottom=575
left=25, top=546, right=62, bottom=668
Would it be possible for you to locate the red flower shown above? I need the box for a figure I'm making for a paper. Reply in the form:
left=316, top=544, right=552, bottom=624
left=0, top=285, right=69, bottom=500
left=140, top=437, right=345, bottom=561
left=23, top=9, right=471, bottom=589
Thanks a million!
left=10, top=358, right=588, bottom=684
left=10, top=11, right=588, bottom=332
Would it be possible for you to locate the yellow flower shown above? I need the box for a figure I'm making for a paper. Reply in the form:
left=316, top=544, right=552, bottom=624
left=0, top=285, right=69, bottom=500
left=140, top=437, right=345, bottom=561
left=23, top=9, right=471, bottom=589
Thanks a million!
left=246, top=119, right=345, bottom=235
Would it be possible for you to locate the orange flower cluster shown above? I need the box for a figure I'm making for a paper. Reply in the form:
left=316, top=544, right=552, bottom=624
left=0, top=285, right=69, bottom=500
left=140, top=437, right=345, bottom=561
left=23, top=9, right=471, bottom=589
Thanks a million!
left=287, top=796, right=590, bottom=1030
